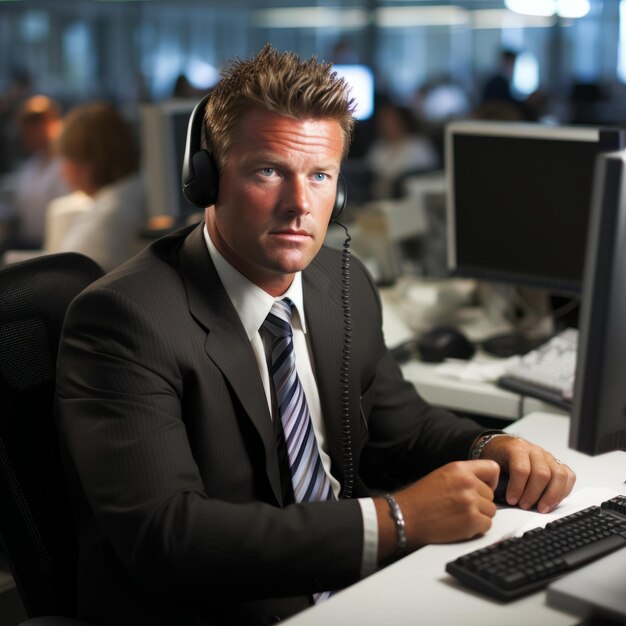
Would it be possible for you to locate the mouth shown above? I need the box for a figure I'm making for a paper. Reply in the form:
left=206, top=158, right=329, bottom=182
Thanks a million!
left=270, top=228, right=312, bottom=241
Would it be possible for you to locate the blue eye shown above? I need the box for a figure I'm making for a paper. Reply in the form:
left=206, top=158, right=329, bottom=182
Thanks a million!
left=259, top=168, right=275, bottom=177
left=313, top=172, right=327, bottom=182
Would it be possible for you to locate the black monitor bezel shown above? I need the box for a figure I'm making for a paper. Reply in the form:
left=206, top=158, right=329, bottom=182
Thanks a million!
left=569, top=149, right=626, bottom=455
left=445, top=121, right=617, bottom=297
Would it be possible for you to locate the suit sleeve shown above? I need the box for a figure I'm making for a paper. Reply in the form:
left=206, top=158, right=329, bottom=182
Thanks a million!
left=348, top=257, right=486, bottom=490
left=56, top=284, right=363, bottom=603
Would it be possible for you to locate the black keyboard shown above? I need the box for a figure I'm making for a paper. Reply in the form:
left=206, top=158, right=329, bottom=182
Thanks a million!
left=446, top=496, right=626, bottom=601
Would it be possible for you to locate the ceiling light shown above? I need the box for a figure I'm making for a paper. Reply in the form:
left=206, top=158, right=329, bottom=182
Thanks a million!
left=375, top=6, right=468, bottom=28
left=556, top=0, right=591, bottom=18
left=506, top=0, right=591, bottom=18
left=505, top=0, right=556, bottom=17
left=253, top=8, right=368, bottom=29
left=472, top=9, right=555, bottom=29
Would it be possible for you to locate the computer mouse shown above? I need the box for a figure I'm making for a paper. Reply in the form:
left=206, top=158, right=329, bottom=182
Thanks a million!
left=417, top=325, right=476, bottom=363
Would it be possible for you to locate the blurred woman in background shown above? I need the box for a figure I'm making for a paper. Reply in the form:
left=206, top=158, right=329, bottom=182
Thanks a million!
left=50, top=101, right=146, bottom=272
left=364, top=99, right=440, bottom=200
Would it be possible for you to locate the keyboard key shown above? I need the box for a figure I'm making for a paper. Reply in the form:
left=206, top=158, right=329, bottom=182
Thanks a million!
left=497, top=328, right=578, bottom=407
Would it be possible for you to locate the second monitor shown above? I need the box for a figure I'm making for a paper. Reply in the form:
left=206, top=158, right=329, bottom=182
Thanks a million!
left=445, top=120, right=624, bottom=296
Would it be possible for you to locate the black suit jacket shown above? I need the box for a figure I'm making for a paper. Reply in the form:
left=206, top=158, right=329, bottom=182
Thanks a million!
left=56, top=223, right=485, bottom=625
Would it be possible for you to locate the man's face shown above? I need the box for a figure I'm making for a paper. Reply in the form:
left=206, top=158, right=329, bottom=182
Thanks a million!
left=206, top=108, right=344, bottom=296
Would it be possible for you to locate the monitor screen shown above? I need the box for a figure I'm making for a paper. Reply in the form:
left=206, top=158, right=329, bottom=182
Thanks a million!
left=332, top=64, right=375, bottom=121
left=569, top=149, right=626, bottom=455
left=140, top=99, right=201, bottom=223
left=445, top=121, right=622, bottom=295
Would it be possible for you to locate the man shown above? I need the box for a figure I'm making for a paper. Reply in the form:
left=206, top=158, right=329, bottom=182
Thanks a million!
left=481, top=48, right=517, bottom=105
left=56, top=46, right=575, bottom=626
left=8, top=95, right=69, bottom=248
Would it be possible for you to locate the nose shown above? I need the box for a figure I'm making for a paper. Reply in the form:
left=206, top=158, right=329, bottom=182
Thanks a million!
left=282, top=175, right=310, bottom=215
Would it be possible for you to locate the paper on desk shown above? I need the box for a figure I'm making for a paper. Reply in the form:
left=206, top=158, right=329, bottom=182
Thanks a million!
left=435, top=357, right=518, bottom=383
left=492, top=486, right=620, bottom=541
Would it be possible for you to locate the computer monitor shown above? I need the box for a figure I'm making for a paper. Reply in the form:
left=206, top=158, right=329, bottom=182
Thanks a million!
left=569, top=149, right=626, bottom=455
left=446, top=120, right=624, bottom=296
left=140, top=98, right=201, bottom=223
left=332, top=64, right=375, bottom=121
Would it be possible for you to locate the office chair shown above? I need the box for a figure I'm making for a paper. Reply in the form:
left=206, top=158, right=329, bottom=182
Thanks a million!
left=0, top=252, right=104, bottom=626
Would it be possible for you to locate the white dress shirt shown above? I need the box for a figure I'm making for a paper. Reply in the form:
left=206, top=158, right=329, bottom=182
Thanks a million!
left=56, top=173, right=146, bottom=272
left=203, top=225, right=378, bottom=577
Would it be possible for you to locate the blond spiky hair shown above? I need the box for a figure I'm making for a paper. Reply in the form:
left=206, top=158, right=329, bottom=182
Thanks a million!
left=203, top=44, right=356, bottom=167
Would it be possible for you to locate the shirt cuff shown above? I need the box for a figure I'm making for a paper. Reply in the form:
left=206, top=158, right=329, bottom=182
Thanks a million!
left=357, top=497, right=379, bottom=578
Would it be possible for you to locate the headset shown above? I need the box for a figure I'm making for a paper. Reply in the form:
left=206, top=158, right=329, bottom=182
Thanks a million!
left=181, top=93, right=355, bottom=499
left=181, top=93, right=347, bottom=222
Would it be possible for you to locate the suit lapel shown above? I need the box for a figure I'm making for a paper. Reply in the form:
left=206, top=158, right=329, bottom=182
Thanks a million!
left=179, top=225, right=283, bottom=504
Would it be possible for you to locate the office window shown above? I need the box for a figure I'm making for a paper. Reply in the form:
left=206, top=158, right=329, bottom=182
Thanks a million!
left=62, top=21, right=93, bottom=89
left=562, top=1, right=605, bottom=81
left=513, top=51, right=540, bottom=95
left=619, top=0, right=626, bottom=82
left=20, top=10, right=49, bottom=42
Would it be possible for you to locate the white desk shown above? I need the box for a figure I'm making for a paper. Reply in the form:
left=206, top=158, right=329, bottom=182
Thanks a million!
left=380, top=289, right=568, bottom=422
left=401, top=358, right=522, bottom=420
left=400, top=359, right=568, bottom=422
left=284, top=412, right=626, bottom=626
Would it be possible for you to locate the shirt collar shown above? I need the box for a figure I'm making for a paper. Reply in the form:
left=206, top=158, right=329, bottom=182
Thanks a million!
left=203, top=224, right=307, bottom=340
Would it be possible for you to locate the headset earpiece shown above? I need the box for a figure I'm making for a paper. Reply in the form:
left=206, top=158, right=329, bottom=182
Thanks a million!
left=182, top=94, right=218, bottom=208
left=332, top=172, right=347, bottom=222
left=182, top=93, right=348, bottom=221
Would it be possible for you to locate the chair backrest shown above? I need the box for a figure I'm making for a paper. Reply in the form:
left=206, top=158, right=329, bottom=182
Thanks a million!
left=0, top=252, right=104, bottom=618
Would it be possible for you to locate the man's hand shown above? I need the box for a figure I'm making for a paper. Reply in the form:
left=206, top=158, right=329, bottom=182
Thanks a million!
left=375, top=460, right=500, bottom=563
left=480, top=435, right=576, bottom=513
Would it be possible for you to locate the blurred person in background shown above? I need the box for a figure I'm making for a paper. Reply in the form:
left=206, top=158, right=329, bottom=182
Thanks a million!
left=364, top=99, right=440, bottom=200
left=6, top=95, right=70, bottom=248
left=0, top=68, right=34, bottom=174
left=480, top=48, right=533, bottom=120
left=50, top=101, right=146, bottom=272
left=481, top=48, right=518, bottom=106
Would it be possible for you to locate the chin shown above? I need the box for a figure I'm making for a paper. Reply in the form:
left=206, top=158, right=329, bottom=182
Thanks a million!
left=273, top=262, right=310, bottom=276
left=272, top=250, right=317, bottom=273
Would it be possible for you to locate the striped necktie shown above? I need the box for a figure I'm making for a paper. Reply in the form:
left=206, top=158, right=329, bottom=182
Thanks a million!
left=263, top=298, right=334, bottom=504
left=264, top=298, right=334, bottom=603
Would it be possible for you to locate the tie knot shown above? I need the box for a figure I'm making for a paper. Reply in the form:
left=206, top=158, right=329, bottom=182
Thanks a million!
left=263, top=298, right=294, bottom=338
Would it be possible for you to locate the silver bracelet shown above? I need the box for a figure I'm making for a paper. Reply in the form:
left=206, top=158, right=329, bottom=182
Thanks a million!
left=384, top=493, right=408, bottom=553
left=470, top=433, right=520, bottom=460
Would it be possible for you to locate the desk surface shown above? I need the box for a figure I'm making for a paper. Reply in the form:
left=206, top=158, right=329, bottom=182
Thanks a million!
left=381, top=288, right=567, bottom=422
left=284, top=412, right=626, bottom=626
left=401, top=358, right=522, bottom=420
left=400, top=358, right=568, bottom=422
